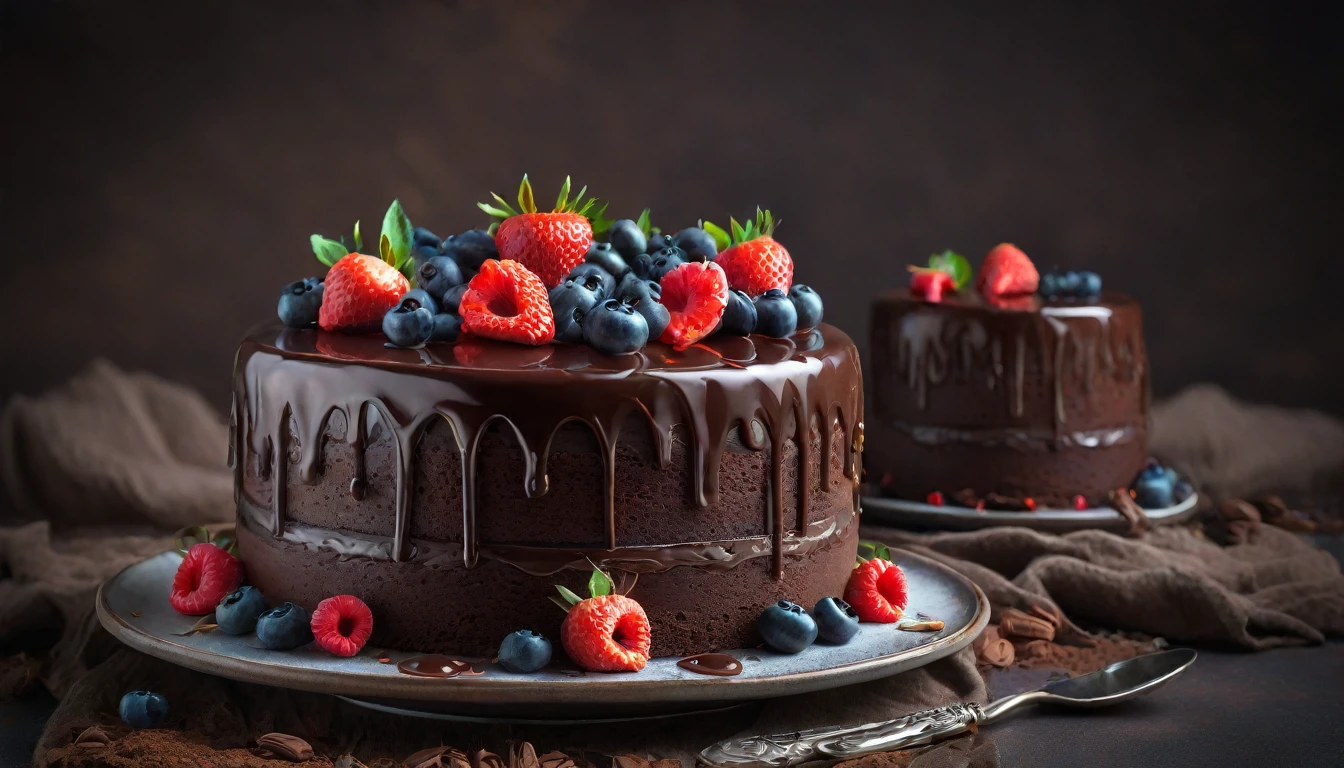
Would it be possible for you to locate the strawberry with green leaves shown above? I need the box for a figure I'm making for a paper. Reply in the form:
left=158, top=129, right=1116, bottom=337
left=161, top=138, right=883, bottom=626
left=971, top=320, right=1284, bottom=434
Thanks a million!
left=908, top=250, right=971, bottom=304
left=479, top=176, right=613, bottom=289
left=707, top=208, right=793, bottom=297
left=553, top=565, right=651, bottom=672
left=310, top=201, right=416, bottom=333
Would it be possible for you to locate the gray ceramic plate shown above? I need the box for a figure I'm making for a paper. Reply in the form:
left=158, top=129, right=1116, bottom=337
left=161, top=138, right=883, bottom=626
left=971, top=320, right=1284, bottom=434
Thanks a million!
left=862, top=492, right=1199, bottom=533
left=96, top=548, right=987, bottom=718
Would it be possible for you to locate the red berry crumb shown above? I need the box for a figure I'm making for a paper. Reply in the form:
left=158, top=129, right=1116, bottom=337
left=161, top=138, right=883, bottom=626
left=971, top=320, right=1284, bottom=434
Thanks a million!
left=561, top=594, right=651, bottom=672
left=658, top=261, right=730, bottom=351
left=926, top=491, right=945, bottom=507
left=311, top=595, right=374, bottom=657
left=170, top=543, right=244, bottom=616
left=1073, top=495, right=1088, bottom=511
left=1024, top=497, right=1037, bottom=511
left=460, top=259, right=555, bottom=345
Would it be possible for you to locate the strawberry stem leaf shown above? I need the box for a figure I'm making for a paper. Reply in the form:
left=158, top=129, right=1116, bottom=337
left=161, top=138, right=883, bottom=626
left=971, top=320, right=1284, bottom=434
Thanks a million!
left=928, top=250, right=972, bottom=291
left=588, top=566, right=614, bottom=598
left=701, top=220, right=731, bottom=252
left=549, top=595, right=574, bottom=614
left=353, top=220, right=363, bottom=252
left=518, top=174, right=537, bottom=214
left=636, top=209, right=652, bottom=237
left=555, top=585, right=584, bottom=607
left=173, top=525, right=211, bottom=556
left=555, top=176, right=571, bottom=212
left=381, top=199, right=414, bottom=272
left=311, top=235, right=347, bottom=268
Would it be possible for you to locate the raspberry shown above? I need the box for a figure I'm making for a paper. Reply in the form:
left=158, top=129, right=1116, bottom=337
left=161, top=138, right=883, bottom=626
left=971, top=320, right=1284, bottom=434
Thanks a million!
left=560, top=595, right=651, bottom=672
left=460, top=259, right=555, bottom=345
left=1073, top=495, right=1089, bottom=511
left=909, top=268, right=956, bottom=302
left=657, top=261, right=729, bottom=351
left=926, top=491, right=944, bottom=506
left=976, top=243, right=1039, bottom=299
left=170, top=543, right=244, bottom=616
left=716, top=236, right=793, bottom=296
left=843, top=558, right=908, bottom=623
left=310, top=594, right=374, bottom=657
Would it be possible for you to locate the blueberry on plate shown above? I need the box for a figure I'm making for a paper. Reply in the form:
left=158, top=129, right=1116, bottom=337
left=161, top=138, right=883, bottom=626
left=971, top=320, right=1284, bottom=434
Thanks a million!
left=753, top=289, right=798, bottom=338
left=430, top=312, right=462, bottom=343
left=1132, top=460, right=1175, bottom=508
left=757, top=600, right=817, bottom=654
left=256, top=602, right=313, bottom=650
left=383, top=293, right=436, bottom=348
left=644, top=232, right=673, bottom=254
left=442, top=229, right=498, bottom=271
left=441, top=283, right=470, bottom=315
left=564, top=262, right=616, bottom=300
left=498, top=629, right=553, bottom=673
left=1172, top=479, right=1194, bottom=504
left=412, top=226, right=441, bottom=248
left=586, top=241, right=631, bottom=279
left=812, top=597, right=860, bottom=644
left=277, top=278, right=324, bottom=328
left=119, top=690, right=169, bottom=729
left=215, top=585, right=268, bottom=635
left=718, top=289, right=757, bottom=336
left=788, top=285, right=824, bottom=330
left=1078, top=271, right=1102, bottom=299
left=672, top=226, right=718, bottom=261
left=647, top=246, right=687, bottom=282
left=607, top=219, right=648, bottom=260
left=416, top=255, right=464, bottom=298
left=583, top=299, right=650, bottom=355
left=549, top=281, right=599, bottom=344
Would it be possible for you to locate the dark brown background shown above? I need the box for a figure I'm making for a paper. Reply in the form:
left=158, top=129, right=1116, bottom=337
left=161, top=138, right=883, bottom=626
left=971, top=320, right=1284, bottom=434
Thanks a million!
left=3, top=0, right=1341, bottom=414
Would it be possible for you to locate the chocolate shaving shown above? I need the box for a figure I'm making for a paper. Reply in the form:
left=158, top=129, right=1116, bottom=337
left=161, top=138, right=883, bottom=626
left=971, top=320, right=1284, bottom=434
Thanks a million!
left=1108, top=489, right=1149, bottom=536
left=257, top=733, right=314, bottom=762
left=896, top=613, right=944, bottom=632
left=1028, top=603, right=1064, bottom=630
left=1256, top=495, right=1317, bottom=532
left=407, top=746, right=472, bottom=768
left=377, top=652, right=392, bottom=663
left=538, top=751, right=578, bottom=768
left=475, top=749, right=507, bottom=768
left=74, top=725, right=111, bottom=746
left=510, top=742, right=541, bottom=768
left=613, top=756, right=650, bottom=768
left=973, top=624, right=1015, bottom=668
left=130, top=611, right=142, bottom=618
left=998, top=607, right=1056, bottom=641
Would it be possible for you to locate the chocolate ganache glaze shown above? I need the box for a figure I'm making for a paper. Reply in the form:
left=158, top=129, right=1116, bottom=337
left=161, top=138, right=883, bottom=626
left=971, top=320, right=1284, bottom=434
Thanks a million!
left=867, top=289, right=1148, bottom=507
left=232, top=323, right=863, bottom=657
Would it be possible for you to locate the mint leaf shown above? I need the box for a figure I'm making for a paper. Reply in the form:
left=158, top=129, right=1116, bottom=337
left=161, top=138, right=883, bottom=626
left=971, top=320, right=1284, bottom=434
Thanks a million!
left=588, top=567, right=614, bottom=598
left=310, top=235, right=347, bottom=267
left=381, top=200, right=413, bottom=271
left=701, top=220, right=730, bottom=252
left=636, top=208, right=652, bottom=237
left=928, top=250, right=972, bottom=291
left=555, top=585, right=584, bottom=606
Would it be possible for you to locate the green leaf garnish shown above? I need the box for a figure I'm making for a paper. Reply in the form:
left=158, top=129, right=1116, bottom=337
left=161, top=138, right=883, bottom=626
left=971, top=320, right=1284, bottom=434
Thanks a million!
left=701, top=220, right=731, bottom=252
left=549, top=595, right=574, bottom=613
left=380, top=199, right=414, bottom=278
left=588, top=566, right=614, bottom=598
left=554, top=176, right=571, bottom=212
left=928, top=250, right=972, bottom=291
left=636, top=208, right=652, bottom=237
left=310, top=235, right=347, bottom=268
left=857, top=540, right=892, bottom=562
left=379, top=233, right=393, bottom=266
left=518, top=174, right=537, bottom=214
left=555, top=585, right=584, bottom=606
left=173, top=525, right=211, bottom=555
left=588, top=201, right=614, bottom=237
left=477, top=175, right=607, bottom=230
left=353, top=220, right=363, bottom=252
left=729, top=216, right=747, bottom=244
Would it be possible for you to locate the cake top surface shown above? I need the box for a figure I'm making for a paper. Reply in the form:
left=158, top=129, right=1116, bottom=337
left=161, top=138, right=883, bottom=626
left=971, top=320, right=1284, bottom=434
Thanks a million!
left=877, top=287, right=1139, bottom=313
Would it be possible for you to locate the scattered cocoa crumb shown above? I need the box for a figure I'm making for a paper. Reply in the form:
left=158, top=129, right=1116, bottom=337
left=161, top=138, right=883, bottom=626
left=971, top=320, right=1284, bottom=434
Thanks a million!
left=832, top=749, right=916, bottom=768
left=1108, top=489, right=1150, bottom=536
left=998, top=608, right=1055, bottom=641
left=1011, top=633, right=1161, bottom=676
left=376, top=652, right=392, bottom=664
left=257, top=732, right=314, bottom=762
left=0, top=652, right=43, bottom=697
left=335, top=756, right=369, bottom=768
left=1256, top=495, right=1318, bottom=532
left=952, top=489, right=979, bottom=508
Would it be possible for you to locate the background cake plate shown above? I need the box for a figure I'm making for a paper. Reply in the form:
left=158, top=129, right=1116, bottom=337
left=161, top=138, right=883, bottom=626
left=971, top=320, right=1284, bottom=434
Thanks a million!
left=861, top=492, right=1200, bottom=533
left=96, top=548, right=988, bottom=720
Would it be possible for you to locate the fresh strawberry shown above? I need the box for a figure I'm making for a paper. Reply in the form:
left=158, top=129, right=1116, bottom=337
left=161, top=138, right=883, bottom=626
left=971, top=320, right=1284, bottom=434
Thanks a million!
left=1073, top=495, right=1088, bottom=511
left=459, top=259, right=555, bottom=345
left=843, top=557, right=909, bottom=623
left=479, top=175, right=611, bottom=288
left=976, top=243, right=1039, bottom=299
left=712, top=208, right=793, bottom=296
left=909, top=268, right=956, bottom=302
left=310, top=594, right=374, bottom=657
left=657, top=261, right=729, bottom=350
left=561, top=594, right=651, bottom=672
left=170, top=543, right=244, bottom=616
left=318, top=253, right=410, bottom=333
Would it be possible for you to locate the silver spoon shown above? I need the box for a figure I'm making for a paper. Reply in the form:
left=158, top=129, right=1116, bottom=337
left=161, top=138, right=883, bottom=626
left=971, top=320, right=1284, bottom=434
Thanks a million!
left=698, top=648, right=1197, bottom=767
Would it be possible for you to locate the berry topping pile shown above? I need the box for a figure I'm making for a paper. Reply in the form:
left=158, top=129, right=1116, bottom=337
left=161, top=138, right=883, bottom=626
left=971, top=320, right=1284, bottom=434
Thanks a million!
left=278, top=179, right=826, bottom=354
left=907, top=245, right=1106, bottom=307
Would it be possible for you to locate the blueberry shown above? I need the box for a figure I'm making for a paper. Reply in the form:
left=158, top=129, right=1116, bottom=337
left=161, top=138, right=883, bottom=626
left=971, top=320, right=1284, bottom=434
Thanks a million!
left=400, top=288, right=441, bottom=315
left=1173, top=479, right=1195, bottom=503
left=412, top=227, right=441, bottom=248
left=672, top=226, right=718, bottom=261
left=615, top=276, right=669, bottom=339
left=586, top=241, right=631, bottom=279
left=583, top=299, right=650, bottom=355
left=1078, top=271, right=1102, bottom=299
left=647, top=246, right=687, bottom=282
left=1059, top=271, right=1082, bottom=296
left=415, top=255, right=465, bottom=299
left=718, top=289, right=757, bottom=336
left=442, top=229, right=498, bottom=271
left=215, top=586, right=268, bottom=635
left=255, top=602, right=313, bottom=650
left=441, top=283, right=470, bottom=315
left=430, top=313, right=462, bottom=342
left=753, top=289, right=798, bottom=338
left=757, top=600, right=817, bottom=654
left=1038, top=271, right=1063, bottom=299
left=617, top=272, right=662, bottom=304
left=789, top=285, right=824, bottom=330
left=498, top=629, right=553, bottom=674
left=277, top=278, right=324, bottom=329
left=812, top=597, right=860, bottom=644
left=607, top=219, right=648, bottom=259
left=630, top=252, right=655, bottom=280
left=549, top=281, right=599, bottom=344
left=383, top=302, right=435, bottom=348
left=564, top=262, right=616, bottom=300
left=119, top=690, right=168, bottom=729
left=1133, top=461, right=1175, bottom=508
left=644, top=232, right=673, bottom=254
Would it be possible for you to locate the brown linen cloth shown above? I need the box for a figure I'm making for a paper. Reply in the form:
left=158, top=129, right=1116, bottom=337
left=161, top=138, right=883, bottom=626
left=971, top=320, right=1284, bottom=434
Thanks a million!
left=2, top=363, right=1342, bottom=766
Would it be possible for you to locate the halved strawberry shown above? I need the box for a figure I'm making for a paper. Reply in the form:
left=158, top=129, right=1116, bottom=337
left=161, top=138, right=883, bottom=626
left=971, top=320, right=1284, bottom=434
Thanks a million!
left=843, top=557, right=908, bottom=623
left=459, top=259, right=555, bottom=345
left=479, top=175, right=611, bottom=288
left=318, top=253, right=410, bottom=333
left=976, top=243, right=1039, bottom=299
left=170, top=543, right=244, bottom=616
left=712, top=208, right=793, bottom=296
left=311, top=594, right=374, bottom=657
left=658, top=261, right=729, bottom=350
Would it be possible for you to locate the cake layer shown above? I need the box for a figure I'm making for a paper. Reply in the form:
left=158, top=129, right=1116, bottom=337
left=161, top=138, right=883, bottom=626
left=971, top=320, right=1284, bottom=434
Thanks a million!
left=867, top=290, right=1148, bottom=506
left=232, top=323, right=864, bottom=656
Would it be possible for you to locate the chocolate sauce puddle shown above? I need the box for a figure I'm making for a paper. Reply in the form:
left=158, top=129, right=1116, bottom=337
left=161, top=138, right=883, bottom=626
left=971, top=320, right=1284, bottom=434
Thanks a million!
left=396, top=654, right=485, bottom=678
left=677, top=653, right=743, bottom=676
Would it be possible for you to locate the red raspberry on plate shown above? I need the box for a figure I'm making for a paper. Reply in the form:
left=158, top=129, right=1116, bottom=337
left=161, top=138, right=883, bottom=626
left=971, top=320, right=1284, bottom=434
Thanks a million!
left=976, top=243, right=1039, bottom=300
left=310, top=594, right=374, bottom=657
left=658, top=261, right=729, bottom=351
left=713, top=208, right=793, bottom=296
left=170, top=543, right=244, bottom=616
left=843, top=557, right=909, bottom=623
left=318, top=253, right=410, bottom=333
left=460, top=259, right=555, bottom=345
left=561, top=594, right=651, bottom=672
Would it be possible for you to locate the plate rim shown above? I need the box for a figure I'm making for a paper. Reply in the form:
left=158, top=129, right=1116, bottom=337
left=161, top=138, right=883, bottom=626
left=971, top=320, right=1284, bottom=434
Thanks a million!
left=862, top=492, right=1200, bottom=531
left=95, top=547, right=989, bottom=704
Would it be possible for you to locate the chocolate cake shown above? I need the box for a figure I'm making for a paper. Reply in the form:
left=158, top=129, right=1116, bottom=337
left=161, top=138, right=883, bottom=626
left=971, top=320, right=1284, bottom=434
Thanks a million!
left=866, top=288, right=1148, bottom=508
left=232, top=323, right=863, bottom=658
